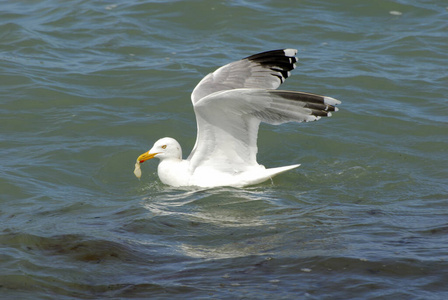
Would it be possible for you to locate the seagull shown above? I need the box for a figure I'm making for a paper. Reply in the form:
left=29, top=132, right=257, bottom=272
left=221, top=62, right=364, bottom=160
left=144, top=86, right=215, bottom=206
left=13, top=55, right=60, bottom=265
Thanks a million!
left=134, top=49, right=341, bottom=188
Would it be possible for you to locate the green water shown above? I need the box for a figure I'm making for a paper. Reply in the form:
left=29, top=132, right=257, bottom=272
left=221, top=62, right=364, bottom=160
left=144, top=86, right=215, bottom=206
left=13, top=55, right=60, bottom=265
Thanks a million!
left=1, top=0, right=447, bottom=299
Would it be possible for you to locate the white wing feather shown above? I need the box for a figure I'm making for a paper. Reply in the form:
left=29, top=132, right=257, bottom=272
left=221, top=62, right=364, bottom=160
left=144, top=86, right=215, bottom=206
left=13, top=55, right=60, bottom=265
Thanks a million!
left=191, top=49, right=298, bottom=103
left=185, top=48, right=340, bottom=179
left=188, top=89, right=340, bottom=173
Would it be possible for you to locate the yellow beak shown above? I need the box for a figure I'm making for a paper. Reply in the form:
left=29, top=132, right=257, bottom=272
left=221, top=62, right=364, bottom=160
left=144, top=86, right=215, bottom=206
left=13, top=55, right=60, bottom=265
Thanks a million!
left=137, top=152, right=159, bottom=164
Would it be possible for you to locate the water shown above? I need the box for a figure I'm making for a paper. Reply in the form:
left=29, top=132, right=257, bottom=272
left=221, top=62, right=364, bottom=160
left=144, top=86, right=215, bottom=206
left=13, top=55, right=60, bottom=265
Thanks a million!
left=1, top=0, right=447, bottom=298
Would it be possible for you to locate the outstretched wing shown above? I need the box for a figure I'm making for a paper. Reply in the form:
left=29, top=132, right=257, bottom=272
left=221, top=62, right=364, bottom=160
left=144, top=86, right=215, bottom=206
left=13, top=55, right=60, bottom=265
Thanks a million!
left=187, top=48, right=341, bottom=175
left=188, top=49, right=300, bottom=172
left=188, top=89, right=340, bottom=173
left=191, top=49, right=298, bottom=104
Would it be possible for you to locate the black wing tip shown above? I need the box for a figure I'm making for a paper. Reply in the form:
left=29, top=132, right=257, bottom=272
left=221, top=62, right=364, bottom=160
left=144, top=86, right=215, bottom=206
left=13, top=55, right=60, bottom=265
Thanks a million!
left=243, top=49, right=297, bottom=64
left=244, top=48, right=298, bottom=60
left=245, top=49, right=298, bottom=65
left=244, top=49, right=298, bottom=84
left=269, top=90, right=341, bottom=118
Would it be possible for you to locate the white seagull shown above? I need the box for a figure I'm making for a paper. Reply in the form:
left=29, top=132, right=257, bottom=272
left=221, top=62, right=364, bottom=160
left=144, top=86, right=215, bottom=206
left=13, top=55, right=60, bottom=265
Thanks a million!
left=134, top=49, right=341, bottom=188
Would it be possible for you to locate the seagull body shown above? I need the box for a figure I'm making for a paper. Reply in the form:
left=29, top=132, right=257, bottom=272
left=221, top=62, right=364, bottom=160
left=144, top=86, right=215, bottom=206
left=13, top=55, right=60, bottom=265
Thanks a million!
left=136, top=49, right=341, bottom=188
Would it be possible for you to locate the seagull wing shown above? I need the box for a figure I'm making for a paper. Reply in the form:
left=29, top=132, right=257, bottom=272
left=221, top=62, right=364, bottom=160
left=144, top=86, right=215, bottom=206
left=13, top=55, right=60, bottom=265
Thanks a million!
left=187, top=48, right=341, bottom=175
left=191, top=49, right=298, bottom=104
left=187, top=49, right=298, bottom=172
left=187, top=88, right=340, bottom=173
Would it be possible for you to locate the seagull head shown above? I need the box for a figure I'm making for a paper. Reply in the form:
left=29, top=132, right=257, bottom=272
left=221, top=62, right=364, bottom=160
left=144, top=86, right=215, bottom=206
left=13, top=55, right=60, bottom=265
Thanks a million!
left=137, top=137, right=182, bottom=163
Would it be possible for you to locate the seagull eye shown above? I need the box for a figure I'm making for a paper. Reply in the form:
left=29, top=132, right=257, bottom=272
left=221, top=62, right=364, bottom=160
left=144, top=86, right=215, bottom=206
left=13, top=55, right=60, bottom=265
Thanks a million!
left=161, top=145, right=167, bottom=149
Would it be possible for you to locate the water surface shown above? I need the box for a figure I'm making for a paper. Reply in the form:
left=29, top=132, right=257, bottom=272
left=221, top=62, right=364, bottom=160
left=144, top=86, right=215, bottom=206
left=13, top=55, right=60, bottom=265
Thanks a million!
left=1, top=0, right=447, bottom=299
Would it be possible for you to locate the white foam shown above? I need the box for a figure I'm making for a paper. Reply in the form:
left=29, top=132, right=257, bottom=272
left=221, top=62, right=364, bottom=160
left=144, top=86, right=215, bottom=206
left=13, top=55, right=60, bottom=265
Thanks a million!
left=389, top=11, right=402, bottom=16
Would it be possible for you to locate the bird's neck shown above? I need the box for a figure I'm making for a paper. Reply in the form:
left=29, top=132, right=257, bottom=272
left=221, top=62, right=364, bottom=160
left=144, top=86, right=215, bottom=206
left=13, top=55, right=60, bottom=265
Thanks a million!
left=157, top=158, right=190, bottom=187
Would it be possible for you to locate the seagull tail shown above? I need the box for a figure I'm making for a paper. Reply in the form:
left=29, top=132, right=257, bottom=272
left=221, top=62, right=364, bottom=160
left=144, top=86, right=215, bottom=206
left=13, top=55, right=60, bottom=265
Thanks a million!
left=266, top=164, right=301, bottom=178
